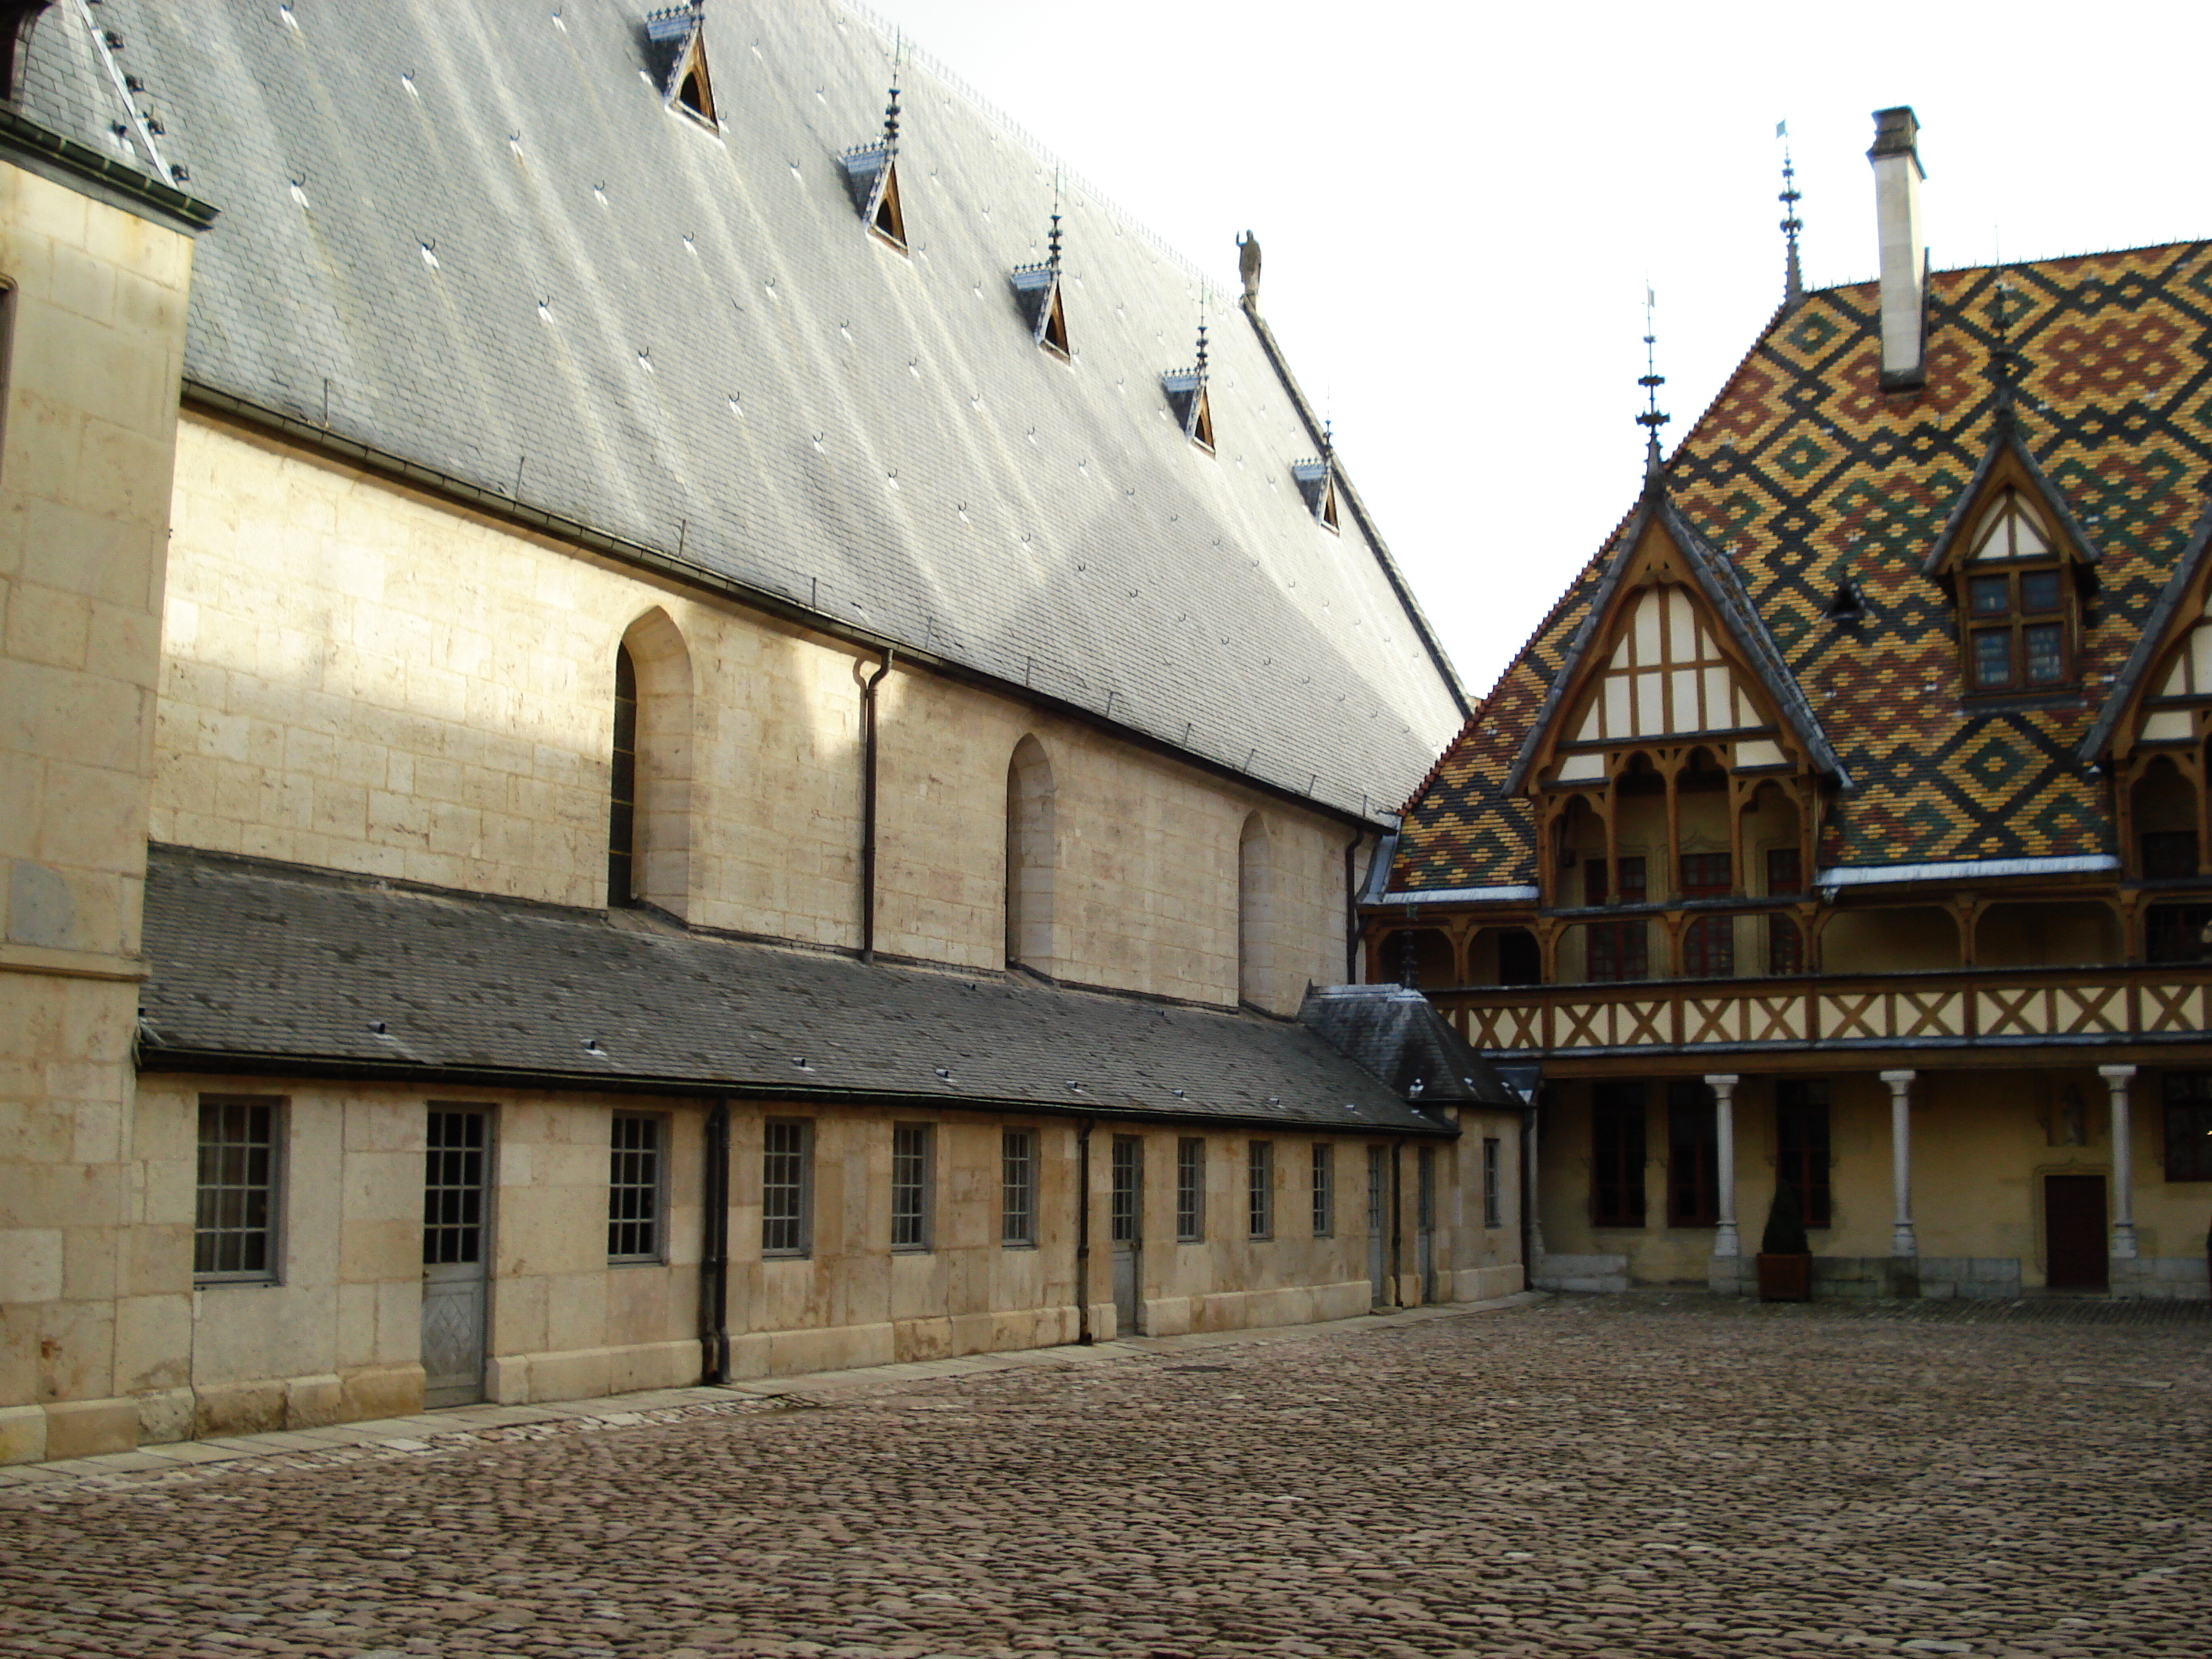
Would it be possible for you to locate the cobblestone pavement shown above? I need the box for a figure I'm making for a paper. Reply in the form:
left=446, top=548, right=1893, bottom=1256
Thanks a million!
left=3, top=1295, right=2208, bottom=1659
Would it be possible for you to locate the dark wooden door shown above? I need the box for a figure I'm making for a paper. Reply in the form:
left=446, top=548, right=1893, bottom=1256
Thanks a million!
left=2044, top=1174, right=2108, bottom=1290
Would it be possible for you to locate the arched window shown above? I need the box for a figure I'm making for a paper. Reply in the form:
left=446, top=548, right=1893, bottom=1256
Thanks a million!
left=607, top=611, right=694, bottom=915
left=1237, top=813, right=1271, bottom=1007
left=1005, top=737, right=1056, bottom=970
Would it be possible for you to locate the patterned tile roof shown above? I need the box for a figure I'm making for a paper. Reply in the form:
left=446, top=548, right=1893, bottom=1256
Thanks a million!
left=1395, top=242, right=2212, bottom=892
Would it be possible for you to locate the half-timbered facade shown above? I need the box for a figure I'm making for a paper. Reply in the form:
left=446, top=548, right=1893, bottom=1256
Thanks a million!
left=1371, top=108, right=2212, bottom=1302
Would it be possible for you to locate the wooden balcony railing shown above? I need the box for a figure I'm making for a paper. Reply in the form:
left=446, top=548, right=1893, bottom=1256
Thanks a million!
left=1431, top=964, right=2212, bottom=1056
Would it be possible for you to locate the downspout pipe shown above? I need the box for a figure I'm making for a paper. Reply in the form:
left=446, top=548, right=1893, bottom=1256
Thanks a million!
left=860, top=649, right=894, bottom=963
left=699, top=1098, right=731, bottom=1382
left=1074, top=1120, right=1094, bottom=1344
left=1390, top=1136, right=1406, bottom=1308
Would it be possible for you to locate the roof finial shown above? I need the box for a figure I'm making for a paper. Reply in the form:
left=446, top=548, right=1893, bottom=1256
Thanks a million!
left=1193, top=296, right=1209, bottom=385
left=1048, top=171, right=1064, bottom=275
left=1990, top=269, right=2019, bottom=428
left=1777, top=120, right=1804, bottom=310
left=1637, top=283, right=1670, bottom=480
left=881, top=37, right=902, bottom=158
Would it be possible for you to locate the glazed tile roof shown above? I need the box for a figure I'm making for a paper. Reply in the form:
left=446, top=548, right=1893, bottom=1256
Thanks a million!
left=138, top=847, right=1455, bottom=1135
left=19, top=1, right=1465, bottom=824
left=1395, top=243, right=2212, bottom=892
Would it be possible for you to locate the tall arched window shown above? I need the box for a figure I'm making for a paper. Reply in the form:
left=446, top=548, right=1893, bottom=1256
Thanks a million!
left=1238, top=812, right=1271, bottom=1007
left=1005, top=737, right=1056, bottom=970
left=607, top=611, right=694, bottom=915
left=607, top=644, right=639, bottom=907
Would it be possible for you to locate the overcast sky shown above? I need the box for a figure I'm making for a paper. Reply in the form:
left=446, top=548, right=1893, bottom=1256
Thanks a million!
left=859, top=0, right=2206, bottom=703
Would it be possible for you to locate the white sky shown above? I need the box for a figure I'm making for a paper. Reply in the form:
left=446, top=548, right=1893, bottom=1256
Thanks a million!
left=862, top=0, right=2207, bottom=705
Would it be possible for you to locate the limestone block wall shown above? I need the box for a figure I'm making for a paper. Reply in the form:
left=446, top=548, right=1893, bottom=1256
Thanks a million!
left=156, top=419, right=1357, bottom=1010
left=0, top=165, right=197, bottom=1465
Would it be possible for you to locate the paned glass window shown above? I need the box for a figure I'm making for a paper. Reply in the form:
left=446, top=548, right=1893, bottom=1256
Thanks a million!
left=1964, top=494, right=2072, bottom=692
left=1591, top=1082, right=1647, bottom=1227
left=1774, top=1079, right=1833, bottom=1227
left=1680, top=853, right=1733, bottom=979
left=423, top=1108, right=487, bottom=1266
left=763, top=1120, right=812, bottom=1256
left=1175, top=1137, right=1205, bottom=1242
left=608, top=1114, right=662, bottom=1261
left=1586, top=857, right=1648, bottom=982
left=1001, top=1129, right=1035, bottom=1245
left=2161, top=1074, right=2212, bottom=1181
left=196, top=1097, right=281, bottom=1281
left=891, top=1124, right=932, bottom=1250
left=1247, top=1141, right=1273, bottom=1238
left=1665, top=1080, right=1719, bottom=1227
left=1483, top=1137, right=1503, bottom=1229
left=1311, top=1143, right=1334, bottom=1238
left=608, top=643, right=638, bottom=906
left=1110, top=1137, right=1141, bottom=1244
left=2146, top=903, right=2212, bottom=964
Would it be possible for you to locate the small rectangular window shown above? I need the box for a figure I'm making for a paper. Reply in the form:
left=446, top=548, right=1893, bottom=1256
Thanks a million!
left=763, top=1120, right=813, bottom=1256
left=608, top=1113, right=664, bottom=1261
left=1001, top=1128, right=1035, bottom=1246
left=1679, top=853, right=1731, bottom=898
left=1247, top=1141, right=1273, bottom=1238
left=1110, top=1136, right=1142, bottom=1244
left=1483, top=1137, right=1503, bottom=1229
left=1683, top=914, right=1735, bottom=979
left=891, top=1124, right=932, bottom=1250
left=1310, top=1143, right=1334, bottom=1238
left=196, top=1097, right=282, bottom=1282
left=1175, top=1137, right=1205, bottom=1242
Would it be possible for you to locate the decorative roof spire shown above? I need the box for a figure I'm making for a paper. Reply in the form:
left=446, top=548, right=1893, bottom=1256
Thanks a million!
left=1777, top=121, right=1804, bottom=310
left=1637, top=284, right=1671, bottom=480
left=1990, top=271, right=2020, bottom=430
left=1048, top=172, right=1064, bottom=276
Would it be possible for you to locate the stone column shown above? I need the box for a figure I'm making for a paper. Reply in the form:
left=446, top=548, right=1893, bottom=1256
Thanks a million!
left=1524, top=1105, right=1545, bottom=1272
left=2099, top=1064, right=2139, bottom=1262
left=1881, top=1070, right=1917, bottom=1256
left=1706, top=1074, right=1741, bottom=1259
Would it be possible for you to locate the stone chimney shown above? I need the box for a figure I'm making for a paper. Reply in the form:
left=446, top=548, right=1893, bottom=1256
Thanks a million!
left=1868, top=107, right=1927, bottom=390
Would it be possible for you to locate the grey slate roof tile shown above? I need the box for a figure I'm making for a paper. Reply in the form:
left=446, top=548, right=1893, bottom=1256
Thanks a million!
left=22, top=0, right=1462, bottom=822
left=140, top=845, right=1449, bottom=1136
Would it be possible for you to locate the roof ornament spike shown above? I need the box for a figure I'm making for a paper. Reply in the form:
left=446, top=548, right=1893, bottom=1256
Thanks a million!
left=1778, top=120, right=1805, bottom=310
left=1636, top=283, right=1671, bottom=480
left=1990, top=267, right=2020, bottom=428
left=1048, top=170, right=1064, bottom=275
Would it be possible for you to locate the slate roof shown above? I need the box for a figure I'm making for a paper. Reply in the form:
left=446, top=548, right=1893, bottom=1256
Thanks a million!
left=20, top=0, right=1464, bottom=823
left=1294, top=986, right=1521, bottom=1108
left=1394, top=244, right=2212, bottom=891
left=138, top=846, right=1452, bottom=1135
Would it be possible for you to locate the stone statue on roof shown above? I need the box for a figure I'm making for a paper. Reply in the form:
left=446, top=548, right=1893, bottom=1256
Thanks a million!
left=1237, top=230, right=1261, bottom=302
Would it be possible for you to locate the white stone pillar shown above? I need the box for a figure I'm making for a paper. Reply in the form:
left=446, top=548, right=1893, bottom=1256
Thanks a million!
left=1707, top=1074, right=1740, bottom=1259
left=2100, top=1064, right=2139, bottom=1261
left=1881, top=1069, right=1917, bottom=1256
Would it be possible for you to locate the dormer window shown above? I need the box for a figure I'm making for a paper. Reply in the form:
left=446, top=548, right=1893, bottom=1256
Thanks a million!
left=646, top=4, right=717, bottom=130
left=1962, top=490, right=2074, bottom=692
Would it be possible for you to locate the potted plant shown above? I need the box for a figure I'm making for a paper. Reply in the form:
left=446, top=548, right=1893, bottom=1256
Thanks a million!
left=1756, top=1177, right=1812, bottom=1303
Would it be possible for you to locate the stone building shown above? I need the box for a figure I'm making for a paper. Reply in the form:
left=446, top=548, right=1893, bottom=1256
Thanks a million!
left=0, top=1, right=1521, bottom=1465
left=1371, top=109, right=2212, bottom=1303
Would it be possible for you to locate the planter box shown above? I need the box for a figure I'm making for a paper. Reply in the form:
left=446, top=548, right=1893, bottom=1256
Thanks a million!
left=1757, top=1253, right=1812, bottom=1303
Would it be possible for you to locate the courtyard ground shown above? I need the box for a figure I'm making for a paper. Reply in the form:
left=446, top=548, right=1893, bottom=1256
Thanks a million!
left=1, top=1292, right=2206, bottom=1659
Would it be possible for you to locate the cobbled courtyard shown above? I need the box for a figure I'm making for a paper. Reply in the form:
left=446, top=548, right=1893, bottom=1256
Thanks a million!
left=1, top=1294, right=2206, bottom=1659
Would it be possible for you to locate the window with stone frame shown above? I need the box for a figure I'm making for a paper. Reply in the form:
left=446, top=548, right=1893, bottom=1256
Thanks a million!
left=762, top=1119, right=813, bottom=1256
left=1665, top=1080, right=1719, bottom=1227
left=1584, top=856, right=1649, bottom=982
left=608, top=1113, right=665, bottom=1262
left=1175, top=1137, right=1205, bottom=1242
left=1001, top=1128, right=1035, bottom=1246
left=1680, top=853, right=1733, bottom=979
left=1589, top=1082, right=1647, bottom=1227
left=1482, top=1137, right=1503, bottom=1228
left=1774, top=1079, right=1834, bottom=1227
left=891, top=1123, right=932, bottom=1251
left=195, top=1097, right=282, bottom=1282
left=1959, top=490, right=2075, bottom=693
left=2161, top=1074, right=2212, bottom=1180
left=1247, top=1141, right=1274, bottom=1238
left=1310, top=1143, right=1334, bottom=1238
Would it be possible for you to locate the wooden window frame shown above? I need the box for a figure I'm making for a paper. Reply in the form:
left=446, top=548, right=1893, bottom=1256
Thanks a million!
left=891, top=1123, right=932, bottom=1251
left=762, top=1119, right=814, bottom=1257
left=1310, top=1143, right=1334, bottom=1238
left=608, top=1112, right=666, bottom=1263
left=1246, top=1140, right=1274, bottom=1239
left=195, top=1096, right=284, bottom=1283
left=1665, top=1081, right=1719, bottom=1228
left=1775, top=1080, right=1834, bottom=1227
left=1000, top=1128, right=1035, bottom=1246
left=1956, top=496, right=2077, bottom=696
left=1174, top=1136, right=1205, bottom=1242
left=1590, top=1083, right=1647, bottom=1228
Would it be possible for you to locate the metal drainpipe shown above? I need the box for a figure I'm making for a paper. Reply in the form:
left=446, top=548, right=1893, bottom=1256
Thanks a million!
left=860, top=649, right=894, bottom=963
left=1390, top=1136, right=1406, bottom=1308
left=699, top=1099, right=731, bottom=1382
left=1343, top=827, right=1364, bottom=984
left=1074, top=1120, right=1094, bottom=1344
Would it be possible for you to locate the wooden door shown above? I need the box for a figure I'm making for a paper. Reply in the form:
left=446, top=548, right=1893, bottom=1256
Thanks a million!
left=2044, top=1174, right=2108, bottom=1291
left=1110, top=1136, right=1143, bottom=1337
left=1367, top=1146, right=1390, bottom=1307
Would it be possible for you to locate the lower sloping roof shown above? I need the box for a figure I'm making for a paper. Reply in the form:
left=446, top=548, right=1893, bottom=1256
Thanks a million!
left=138, top=848, right=1447, bottom=1135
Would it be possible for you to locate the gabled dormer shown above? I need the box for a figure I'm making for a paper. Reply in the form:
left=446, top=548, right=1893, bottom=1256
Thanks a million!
left=646, top=3, right=716, bottom=128
left=1162, top=320, right=1213, bottom=451
left=1292, top=423, right=1340, bottom=531
left=1922, top=407, right=2102, bottom=698
left=1504, top=484, right=1843, bottom=914
left=1010, top=211, right=1069, bottom=359
left=838, top=82, right=907, bottom=251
